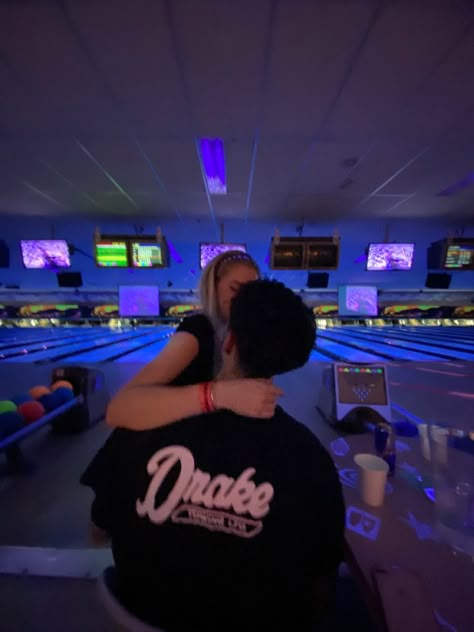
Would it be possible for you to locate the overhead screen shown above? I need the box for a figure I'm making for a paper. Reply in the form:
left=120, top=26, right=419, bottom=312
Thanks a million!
left=427, top=237, right=474, bottom=271
left=95, top=236, right=168, bottom=268
left=119, top=286, right=160, bottom=317
left=270, top=238, right=339, bottom=270
left=443, top=240, right=474, bottom=270
left=130, top=241, right=164, bottom=268
left=366, top=243, right=414, bottom=271
left=271, top=242, right=305, bottom=270
left=307, top=243, right=339, bottom=269
left=338, top=286, right=378, bottom=317
left=96, top=241, right=129, bottom=268
left=21, top=240, right=71, bottom=269
left=200, top=243, right=247, bottom=269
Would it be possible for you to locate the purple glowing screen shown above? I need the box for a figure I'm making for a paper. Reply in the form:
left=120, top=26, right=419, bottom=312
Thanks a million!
left=366, top=243, right=415, bottom=271
left=21, top=240, right=70, bottom=269
left=338, top=285, right=378, bottom=317
left=119, top=286, right=159, bottom=317
left=200, top=243, right=247, bottom=269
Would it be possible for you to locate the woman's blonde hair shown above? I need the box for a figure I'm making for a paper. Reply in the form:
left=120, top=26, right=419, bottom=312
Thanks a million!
left=199, top=250, right=260, bottom=326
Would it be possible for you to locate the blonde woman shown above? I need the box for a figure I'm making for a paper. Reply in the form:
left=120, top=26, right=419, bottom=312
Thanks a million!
left=106, top=251, right=283, bottom=430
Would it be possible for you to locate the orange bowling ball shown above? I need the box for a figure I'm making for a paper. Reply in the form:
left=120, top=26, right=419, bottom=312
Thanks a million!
left=29, top=385, right=50, bottom=400
left=51, top=380, right=74, bottom=392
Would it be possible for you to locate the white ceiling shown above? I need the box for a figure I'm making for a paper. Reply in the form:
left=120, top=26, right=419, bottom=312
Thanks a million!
left=1, top=0, right=474, bottom=222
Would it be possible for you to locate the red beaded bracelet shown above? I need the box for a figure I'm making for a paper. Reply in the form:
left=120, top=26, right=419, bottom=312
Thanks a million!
left=199, top=382, right=210, bottom=414
left=199, top=382, right=217, bottom=414
left=205, top=382, right=216, bottom=413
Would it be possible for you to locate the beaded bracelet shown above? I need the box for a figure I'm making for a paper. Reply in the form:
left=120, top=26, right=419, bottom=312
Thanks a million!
left=199, top=382, right=210, bottom=414
left=199, top=382, right=217, bottom=414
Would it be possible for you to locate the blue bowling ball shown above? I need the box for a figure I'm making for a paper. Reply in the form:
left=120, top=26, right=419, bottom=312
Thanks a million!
left=38, top=393, right=61, bottom=413
left=52, top=387, right=74, bottom=406
left=0, top=411, right=24, bottom=439
left=11, top=393, right=33, bottom=407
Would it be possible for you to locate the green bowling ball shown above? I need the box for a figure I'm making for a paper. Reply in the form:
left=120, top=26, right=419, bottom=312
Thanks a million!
left=0, top=400, right=17, bottom=415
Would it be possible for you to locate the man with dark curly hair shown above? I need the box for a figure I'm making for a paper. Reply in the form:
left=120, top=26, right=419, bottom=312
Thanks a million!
left=86, top=280, right=345, bottom=632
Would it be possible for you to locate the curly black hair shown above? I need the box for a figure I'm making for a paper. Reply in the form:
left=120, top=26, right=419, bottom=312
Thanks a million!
left=228, top=280, right=316, bottom=378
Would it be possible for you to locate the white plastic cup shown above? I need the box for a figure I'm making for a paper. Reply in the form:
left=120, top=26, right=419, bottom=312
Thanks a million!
left=354, top=453, right=389, bottom=508
left=418, top=423, right=431, bottom=461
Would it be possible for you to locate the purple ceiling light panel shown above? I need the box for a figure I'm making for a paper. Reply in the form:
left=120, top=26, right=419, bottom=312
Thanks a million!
left=199, top=138, right=226, bottom=195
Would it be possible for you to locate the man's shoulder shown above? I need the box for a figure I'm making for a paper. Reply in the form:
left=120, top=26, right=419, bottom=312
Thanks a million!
left=273, top=406, right=322, bottom=444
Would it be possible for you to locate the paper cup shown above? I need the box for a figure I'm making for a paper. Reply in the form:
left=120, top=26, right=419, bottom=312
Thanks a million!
left=418, top=423, right=431, bottom=461
left=354, top=453, right=389, bottom=508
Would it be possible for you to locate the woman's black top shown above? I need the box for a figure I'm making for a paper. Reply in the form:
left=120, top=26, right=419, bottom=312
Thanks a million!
left=80, top=314, right=215, bottom=488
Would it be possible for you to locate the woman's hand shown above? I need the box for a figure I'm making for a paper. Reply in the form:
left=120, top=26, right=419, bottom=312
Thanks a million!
left=213, top=379, right=283, bottom=419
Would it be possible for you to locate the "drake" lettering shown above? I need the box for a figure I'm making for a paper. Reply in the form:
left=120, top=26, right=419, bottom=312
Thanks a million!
left=136, top=445, right=274, bottom=524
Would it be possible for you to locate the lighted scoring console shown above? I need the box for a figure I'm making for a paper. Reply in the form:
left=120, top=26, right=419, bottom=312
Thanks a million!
left=317, top=363, right=392, bottom=430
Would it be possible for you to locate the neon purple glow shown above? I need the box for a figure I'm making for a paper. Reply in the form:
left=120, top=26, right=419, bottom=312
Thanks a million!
left=403, top=512, right=437, bottom=542
left=330, top=437, right=350, bottom=457
left=346, top=506, right=381, bottom=541
left=437, top=171, right=474, bottom=197
left=424, top=487, right=436, bottom=502
left=394, top=440, right=410, bottom=453
left=434, top=609, right=458, bottom=632
left=166, top=239, right=183, bottom=264
left=366, top=243, right=414, bottom=271
left=199, top=138, right=226, bottom=195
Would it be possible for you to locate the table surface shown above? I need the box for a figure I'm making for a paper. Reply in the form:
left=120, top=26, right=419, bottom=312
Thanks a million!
left=322, top=428, right=474, bottom=632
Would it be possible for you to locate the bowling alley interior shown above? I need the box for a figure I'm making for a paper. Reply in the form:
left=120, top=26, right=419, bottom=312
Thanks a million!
left=0, top=1, right=473, bottom=631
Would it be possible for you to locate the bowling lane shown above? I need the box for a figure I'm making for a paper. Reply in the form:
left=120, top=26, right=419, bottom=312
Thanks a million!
left=310, top=349, right=334, bottom=362
left=315, top=336, right=387, bottom=362
left=0, top=329, right=98, bottom=349
left=337, top=328, right=474, bottom=361
left=63, top=327, right=175, bottom=363
left=319, top=330, right=442, bottom=361
left=2, top=329, right=157, bottom=363
left=388, top=324, right=474, bottom=337
left=114, top=336, right=172, bottom=363
left=388, top=326, right=474, bottom=345
left=0, top=329, right=106, bottom=359
left=367, top=327, right=474, bottom=354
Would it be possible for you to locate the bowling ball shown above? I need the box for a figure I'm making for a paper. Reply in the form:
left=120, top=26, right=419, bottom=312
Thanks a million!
left=29, top=385, right=50, bottom=400
left=52, top=387, right=74, bottom=405
left=11, top=393, right=33, bottom=407
left=18, top=401, right=45, bottom=424
left=0, top=400, right=17, bottom=415
left=0, top=411, right=24, bottom=439
left=51, top=380, right=74, bottom=393
left=38, top=393, right=61, bottom=413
